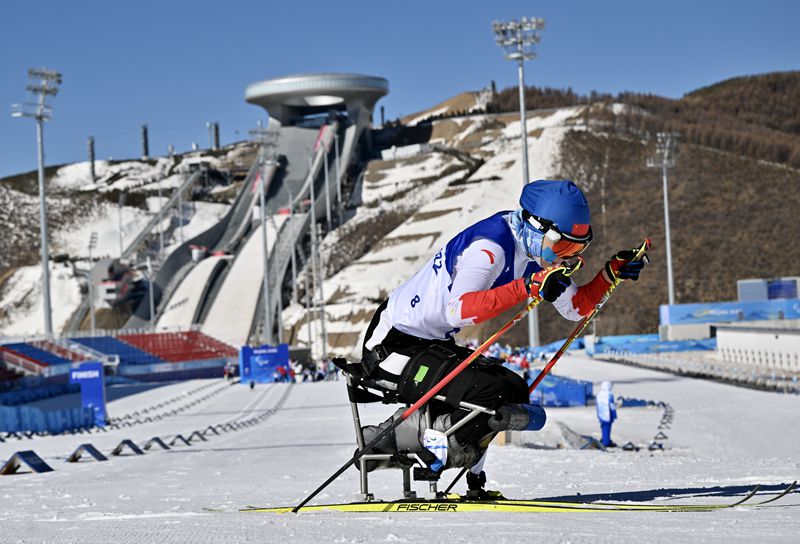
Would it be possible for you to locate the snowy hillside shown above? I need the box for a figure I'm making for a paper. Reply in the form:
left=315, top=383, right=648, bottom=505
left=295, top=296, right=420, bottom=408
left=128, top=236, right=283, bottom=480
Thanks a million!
left=1, top=355, right=797, bottom=542
left=0, top=144, right=252, bottom=337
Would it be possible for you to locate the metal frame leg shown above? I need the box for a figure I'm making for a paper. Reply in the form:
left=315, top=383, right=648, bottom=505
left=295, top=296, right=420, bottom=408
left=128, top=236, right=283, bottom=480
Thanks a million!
left=347, top=375, right=374, bottom=501
left=402, top=465, right=415, bottom=498
left=423, top=407, right=439, bottom=499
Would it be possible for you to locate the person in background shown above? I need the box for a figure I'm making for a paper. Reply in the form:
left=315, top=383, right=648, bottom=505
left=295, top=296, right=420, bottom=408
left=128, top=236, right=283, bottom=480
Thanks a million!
left=327, top=358, right=339, bottom=381
left=596, top=380, right=618, bottom=448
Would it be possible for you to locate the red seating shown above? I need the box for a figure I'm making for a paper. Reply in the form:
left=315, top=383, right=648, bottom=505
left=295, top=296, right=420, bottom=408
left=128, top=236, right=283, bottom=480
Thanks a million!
left=118, top=331, right=237, bottom=363
left=0, top=346, right=48, bottom=375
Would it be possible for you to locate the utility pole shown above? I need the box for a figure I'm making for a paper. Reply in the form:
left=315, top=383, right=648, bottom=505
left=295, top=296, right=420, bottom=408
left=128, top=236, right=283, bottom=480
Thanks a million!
left=88, top=232, right=98, bottom=335
left=304, top=262, right=315, bottom=357
left=118, top=192, right=125, bottom=257
left=307, top=154, right=322, bottom=360
left=12, top=67, right=62, bottom=337
left=647, top=132, right=678, bottom=305
left=158, top=176, right=164, bottom=262
left=88, top=136, right=96, bottom=184
left=288, top=186, right=298, bottom=305
left=250, top=126, right=279, bottom=345
left=334, top=132, right=342, bottom=224
left=492, top=16, right=544, bottom=348
left=146, top=256, right=155, bottom=330
left=141, top=124, right=149, bottom=160
left=320, top=136, right=332, bottom=232
left=316, top=223, right=328, bottom=360
left=177, top=180, right=185, bottom=245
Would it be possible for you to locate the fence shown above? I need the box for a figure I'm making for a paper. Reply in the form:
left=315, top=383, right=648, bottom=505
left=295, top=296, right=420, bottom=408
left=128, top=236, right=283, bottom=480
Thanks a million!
left=600, top=349, right=800, bottom=394
left=586, top=334, right=716, bottom=356
left=0, top=404, right=94, bottom=434
left=0, top=383, right=79, bottom=407
left=529, top=373, right=593, bottom=407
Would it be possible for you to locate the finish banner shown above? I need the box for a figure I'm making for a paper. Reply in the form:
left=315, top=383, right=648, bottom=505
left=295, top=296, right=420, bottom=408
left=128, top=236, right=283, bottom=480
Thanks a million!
left=68, top=361, right=107, bottom=426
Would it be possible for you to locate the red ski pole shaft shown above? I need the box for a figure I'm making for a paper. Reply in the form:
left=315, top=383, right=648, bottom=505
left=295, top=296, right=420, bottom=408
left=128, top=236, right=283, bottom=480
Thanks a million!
left=529, top=238, right=651, bottom=394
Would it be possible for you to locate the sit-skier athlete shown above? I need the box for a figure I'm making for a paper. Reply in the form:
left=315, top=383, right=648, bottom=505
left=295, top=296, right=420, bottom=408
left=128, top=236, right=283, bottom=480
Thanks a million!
left=340, top=179, right=648, bottom=498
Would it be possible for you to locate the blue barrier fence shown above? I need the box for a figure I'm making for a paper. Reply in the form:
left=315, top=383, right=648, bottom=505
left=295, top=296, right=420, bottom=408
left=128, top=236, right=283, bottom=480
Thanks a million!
left=529, top=373, right=593, bottom=407
left=586, top=334, right=716, bottom=356
left=0, top=383, right=80, bottom=406
left=659, top=298, right=800, bottom=325
left=0, top=404, right=95, bottom=434
left=489, top=338, right=585, bottom=362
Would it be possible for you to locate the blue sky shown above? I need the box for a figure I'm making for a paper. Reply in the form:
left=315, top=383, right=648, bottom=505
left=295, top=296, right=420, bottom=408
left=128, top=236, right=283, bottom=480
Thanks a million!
left=1, top=0, right=797, bottom=178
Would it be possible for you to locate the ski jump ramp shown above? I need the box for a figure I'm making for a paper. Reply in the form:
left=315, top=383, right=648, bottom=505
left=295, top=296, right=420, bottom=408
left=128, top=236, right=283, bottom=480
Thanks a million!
left=153, top=73, right=387, bottom=343
left=156, top=255, right=227, bottom=329
left=201, top=215, right=287, bottom=346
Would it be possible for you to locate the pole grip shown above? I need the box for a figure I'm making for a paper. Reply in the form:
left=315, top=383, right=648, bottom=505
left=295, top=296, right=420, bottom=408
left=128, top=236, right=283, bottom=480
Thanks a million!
left=528, top=238, right=651, bottom=394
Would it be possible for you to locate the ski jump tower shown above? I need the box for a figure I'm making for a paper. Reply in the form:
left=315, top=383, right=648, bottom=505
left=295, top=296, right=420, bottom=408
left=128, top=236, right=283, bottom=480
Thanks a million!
left=243, top=73, right=388, bottom=350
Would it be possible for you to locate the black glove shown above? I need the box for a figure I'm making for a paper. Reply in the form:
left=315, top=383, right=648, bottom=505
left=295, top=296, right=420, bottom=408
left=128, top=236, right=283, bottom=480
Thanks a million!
left=527, top=267, right=571, bottom=302
left=605, top=249, right=649, bottom=282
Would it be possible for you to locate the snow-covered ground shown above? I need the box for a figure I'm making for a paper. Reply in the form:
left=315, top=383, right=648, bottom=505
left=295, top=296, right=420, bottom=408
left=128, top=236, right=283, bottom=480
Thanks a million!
left=0, top=198, right=229, bottom=337
left=1, top=357, right=798, bottom=543
left=52, top=203, right=152, bottom=260
left=0, top=261, right=82, bottom=337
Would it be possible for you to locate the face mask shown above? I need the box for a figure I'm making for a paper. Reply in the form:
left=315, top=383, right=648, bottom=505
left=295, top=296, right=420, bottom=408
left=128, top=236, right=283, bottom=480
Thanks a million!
left=510, top=209, right=544, bottom=264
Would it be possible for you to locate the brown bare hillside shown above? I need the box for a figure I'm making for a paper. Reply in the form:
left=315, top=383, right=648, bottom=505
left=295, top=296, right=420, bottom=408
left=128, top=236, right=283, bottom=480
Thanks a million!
left=465, top=129, right=800, bottom=347
left=401, top=91, right=480, bottom=125
left=488, top=71, right=800, bottom=168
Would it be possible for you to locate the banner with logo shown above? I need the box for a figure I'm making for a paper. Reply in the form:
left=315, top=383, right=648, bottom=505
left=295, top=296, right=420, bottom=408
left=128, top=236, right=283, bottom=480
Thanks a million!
left=660, top=299, right=800, bottom=326
left=239, top=344, right=290, bottom=384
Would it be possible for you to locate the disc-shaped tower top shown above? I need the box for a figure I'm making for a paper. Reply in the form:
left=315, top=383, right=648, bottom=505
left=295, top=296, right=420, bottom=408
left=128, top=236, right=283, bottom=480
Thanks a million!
left=245, top=73, right=388, bottom=125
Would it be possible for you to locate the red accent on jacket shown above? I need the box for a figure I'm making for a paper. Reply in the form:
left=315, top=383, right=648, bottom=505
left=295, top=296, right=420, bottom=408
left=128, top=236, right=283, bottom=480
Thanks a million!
left=457, top=278, right=529, bottom=324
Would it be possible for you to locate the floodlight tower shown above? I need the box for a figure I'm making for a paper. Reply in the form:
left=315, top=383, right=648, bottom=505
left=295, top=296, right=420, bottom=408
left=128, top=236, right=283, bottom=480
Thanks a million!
left=12, top=68, right=62, bottom=336
left=647, top=132, right=678, bottom=305
left=250, top=126, right=280, bottom=345
left=492, top=17, right=544, bottom=347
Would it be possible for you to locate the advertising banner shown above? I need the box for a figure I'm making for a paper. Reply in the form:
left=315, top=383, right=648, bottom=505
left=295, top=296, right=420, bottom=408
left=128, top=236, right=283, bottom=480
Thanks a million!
left=239, top=344, right=290, bottom=384
left=659, top=299, right=800, bottom=326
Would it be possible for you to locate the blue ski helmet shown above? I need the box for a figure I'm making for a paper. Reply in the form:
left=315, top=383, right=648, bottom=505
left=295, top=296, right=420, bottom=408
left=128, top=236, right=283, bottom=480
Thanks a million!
left=519, top=180, right=591, bottom=240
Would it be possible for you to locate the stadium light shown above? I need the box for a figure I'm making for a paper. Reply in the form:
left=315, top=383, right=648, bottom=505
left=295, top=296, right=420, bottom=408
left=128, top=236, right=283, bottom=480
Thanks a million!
left=11, top=67, right=62, bottom=337
left=492, top=17, right=544, bottom=348
left=250, top=126, right=280, bottom=345
left=647, top=132, right=678, bottom=306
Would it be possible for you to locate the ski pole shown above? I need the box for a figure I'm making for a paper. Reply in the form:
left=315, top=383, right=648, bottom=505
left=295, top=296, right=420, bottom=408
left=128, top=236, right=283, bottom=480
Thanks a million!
left=529, top=239, right=651, bottom=394
left=291, top=259, right=582, bottom=512
left=443, top=466, right=469, bottom=494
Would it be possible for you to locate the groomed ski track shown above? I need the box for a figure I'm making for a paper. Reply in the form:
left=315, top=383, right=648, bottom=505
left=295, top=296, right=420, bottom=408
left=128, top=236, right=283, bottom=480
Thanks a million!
left=1, top=355, right=798, bottom=543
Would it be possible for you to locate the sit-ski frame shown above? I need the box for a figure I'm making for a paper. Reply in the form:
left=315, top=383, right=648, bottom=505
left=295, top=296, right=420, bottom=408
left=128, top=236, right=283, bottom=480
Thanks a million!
left=346, top=374, right=495, bottom=501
